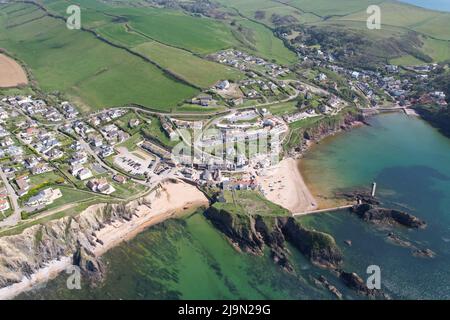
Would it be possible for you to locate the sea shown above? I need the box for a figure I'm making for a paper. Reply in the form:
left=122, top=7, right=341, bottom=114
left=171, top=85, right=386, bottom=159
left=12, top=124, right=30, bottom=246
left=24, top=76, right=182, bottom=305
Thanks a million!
left=18, top=113, right=450, bottom=299
left=400, top=0, right=450, bottom=12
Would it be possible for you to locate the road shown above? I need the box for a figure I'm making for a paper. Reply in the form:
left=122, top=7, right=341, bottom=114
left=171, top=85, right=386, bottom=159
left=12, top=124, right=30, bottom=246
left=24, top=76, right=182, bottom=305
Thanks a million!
left=0, top=168, right=21, bottom=228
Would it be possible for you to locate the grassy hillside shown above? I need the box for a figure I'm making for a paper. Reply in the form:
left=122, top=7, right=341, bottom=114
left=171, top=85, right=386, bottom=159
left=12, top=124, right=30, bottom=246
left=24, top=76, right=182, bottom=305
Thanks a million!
left=280, top=0, right=385, bottom=17
left=0, top=2, right=198, bottom=112
left=336, top=1, right=450, bottom=40
left=134, top=42, right=244, bottom=88
left=126, top=8, right=237, bottom=54
left=232, top=18, right=297, bottom=64
left=217, top=0, right=320, bottom=26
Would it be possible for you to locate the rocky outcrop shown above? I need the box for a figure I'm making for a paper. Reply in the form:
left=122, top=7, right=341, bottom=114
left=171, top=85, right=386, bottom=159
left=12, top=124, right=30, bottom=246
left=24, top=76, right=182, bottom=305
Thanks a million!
left=351, top=203, right=426, bottom=229
left=314, top=275, right=343, bottom=300
left=339, top=271, right=385, bottom=299
left=412, top=248, right=436, bottom=259
left=72, top=245, right=105, bottom=284
left=336, top=190, right=380, bottom=205
left=279, top=217, right=343, bottom=269
left=204, top=208, right=343, bottom=272
left=0, top=201, right=141, bottom=289
left=204, top=206, right=265, bottom=255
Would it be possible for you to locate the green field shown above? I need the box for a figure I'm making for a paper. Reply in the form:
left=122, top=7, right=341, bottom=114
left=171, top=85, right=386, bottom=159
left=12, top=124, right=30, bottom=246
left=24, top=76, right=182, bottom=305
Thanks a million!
left=214, top=190, right=290, bottom=217
left=390, top=54, right=426, bottom=66
left=266, top=101, right=298, bottom=115
left=124, top=7, right=238, bottom=54
left=232, top=18, right=297, bottom=64
left=280, top=0, right=384, bottom=17
left=335, top=1, right=450, bottom=41
left=217, top=0, right=321, bottom=27
left=96, top=24, right=148, bottom=47
left=134, top=42, right=245, bottom=88
left=0, top=2, right=198, bottom=112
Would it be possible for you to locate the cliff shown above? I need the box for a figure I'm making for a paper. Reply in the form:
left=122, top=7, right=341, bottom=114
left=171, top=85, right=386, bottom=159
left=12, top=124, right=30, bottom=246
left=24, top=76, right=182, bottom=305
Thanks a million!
left=204, top=207, right=343, bottom=271
left=415, top=105, right=450, bottom=139
left=0, top=180, right=209, bottom=296
left=288, top=109, right=365, bottom=156
left=0, top=202, right=136, bottom=289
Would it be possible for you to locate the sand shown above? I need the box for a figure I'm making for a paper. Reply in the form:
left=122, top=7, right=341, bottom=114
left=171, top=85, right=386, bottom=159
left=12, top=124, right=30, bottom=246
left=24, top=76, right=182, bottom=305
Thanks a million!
left=0, top=257, right=72, bottom=300
left=258, top=158, right=318, bottom=214
left=0, top=54, right=28, bottom=88
left=93, top=180, right=209, bottom=256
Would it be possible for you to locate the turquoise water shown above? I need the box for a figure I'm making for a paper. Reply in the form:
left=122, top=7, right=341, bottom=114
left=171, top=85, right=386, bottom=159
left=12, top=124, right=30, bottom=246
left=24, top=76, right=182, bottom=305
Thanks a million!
left=400, top=0, right=450, bottom=12
left=301, top=113, right=450, bottom=299
left=19, top=114, right=450, bottom=299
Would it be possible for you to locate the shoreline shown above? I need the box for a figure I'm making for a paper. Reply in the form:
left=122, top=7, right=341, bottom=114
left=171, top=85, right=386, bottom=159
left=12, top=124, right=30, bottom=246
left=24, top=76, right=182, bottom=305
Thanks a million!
left=291, top=119, right=367, bottom=210
left=257, top=158, right=318, bottom=214
left=0, top=180, right=209, bottom=300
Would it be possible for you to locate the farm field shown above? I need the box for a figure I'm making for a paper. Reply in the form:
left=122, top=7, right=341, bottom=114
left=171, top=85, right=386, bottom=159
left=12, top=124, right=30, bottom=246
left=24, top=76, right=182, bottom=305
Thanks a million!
left=0, top=2, right=199, bottom=112
left=390, top=54, right=426, bottom=66
left=421, top=38, right=450, bottom=62
left=335, top=1, right=450, bottom=40
left=0, top=53, right=28, bottom=88
left=281, top=0, right=384, bottom=17
left=217, top=0, right=321, bottom=26
left=125, top=8, right=238, bottom=54
left=96, top=24, right=148, bottom=47
left=133, top=41, right=245, bottom=88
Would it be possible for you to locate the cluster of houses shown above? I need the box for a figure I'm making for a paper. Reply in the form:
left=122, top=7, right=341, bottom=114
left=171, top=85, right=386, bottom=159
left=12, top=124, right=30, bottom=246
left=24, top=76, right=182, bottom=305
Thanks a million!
left=18, top=126, right=64, bottom=160
left=88, top=109, right=127, bottom=127
left=239, top=78, right=284, bottom=98
left=211, top=49, right=290, bottom=77
left=282, top=35, right=449, bottom=109
left=4, top=96, right=66, bottom=122
left=99, top=124, right=129, bottom=145
left=414, top=91, right=448, bottom=106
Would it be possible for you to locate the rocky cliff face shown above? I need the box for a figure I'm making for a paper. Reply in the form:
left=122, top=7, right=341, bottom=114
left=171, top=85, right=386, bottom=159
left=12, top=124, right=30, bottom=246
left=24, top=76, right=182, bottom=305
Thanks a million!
left=289, top=111, right=364, bottom=156
left=204, top=207, right=343, bottom=272
left=0, top=201, right=139, bottom=289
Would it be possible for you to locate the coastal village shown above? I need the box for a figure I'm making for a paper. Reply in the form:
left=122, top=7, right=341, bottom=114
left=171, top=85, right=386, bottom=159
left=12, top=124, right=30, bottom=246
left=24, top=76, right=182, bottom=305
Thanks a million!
left=1, top=0, right=450, bottom=302
left=0, top=42, right=448, bottom=227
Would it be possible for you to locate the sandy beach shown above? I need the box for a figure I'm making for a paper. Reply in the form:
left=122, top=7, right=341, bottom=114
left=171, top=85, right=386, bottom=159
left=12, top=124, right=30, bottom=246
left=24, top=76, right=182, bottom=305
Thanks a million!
left=0, top=180, right=209, bottom=300
left=93, top=180, right=209, bottom=256
left=258, top=158, right=318, bottom=214
left=0, top=257, right=72, bottom=300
